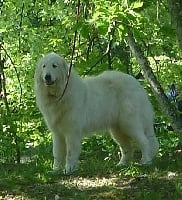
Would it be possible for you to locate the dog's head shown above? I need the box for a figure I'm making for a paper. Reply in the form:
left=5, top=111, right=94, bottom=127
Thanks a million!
left=36, top=52, right=68, bottom=87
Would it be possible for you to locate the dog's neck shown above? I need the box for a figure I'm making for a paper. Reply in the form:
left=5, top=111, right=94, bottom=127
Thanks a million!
left=47, top=88, right=57, bottom=97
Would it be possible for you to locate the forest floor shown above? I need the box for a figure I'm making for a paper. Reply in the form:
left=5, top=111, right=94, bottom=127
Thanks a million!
left=0, top=136, right=181, bottom=200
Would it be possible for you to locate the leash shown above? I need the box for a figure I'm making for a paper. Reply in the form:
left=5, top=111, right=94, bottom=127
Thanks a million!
left=58, top=0, right=81, bottom=102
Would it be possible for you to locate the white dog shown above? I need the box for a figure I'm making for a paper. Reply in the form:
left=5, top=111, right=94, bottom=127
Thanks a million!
left=34, top=52, right=159, bottom=174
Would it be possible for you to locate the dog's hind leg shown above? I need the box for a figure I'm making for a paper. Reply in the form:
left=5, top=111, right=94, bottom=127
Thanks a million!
left=65, top=132, right=82, bottom=174
left=112, top=125, right=152, bottom=165
left=52, top=133, right=66, bottom=171
left=133, top=130, right=152, bottom=164
left=145, top=126, right=159, bottom=159
left=110, top=128, right=134, bottom=165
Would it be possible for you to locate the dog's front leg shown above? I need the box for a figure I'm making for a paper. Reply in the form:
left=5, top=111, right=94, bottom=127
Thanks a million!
left=52, top=132, right=66, bottom=171
left=65, top=133, right=82, bottom=174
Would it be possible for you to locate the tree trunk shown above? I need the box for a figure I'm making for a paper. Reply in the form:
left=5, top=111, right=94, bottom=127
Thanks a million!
left=168, top=0, right=182, bottom=49
left=127, top=30, right=182, bottom=145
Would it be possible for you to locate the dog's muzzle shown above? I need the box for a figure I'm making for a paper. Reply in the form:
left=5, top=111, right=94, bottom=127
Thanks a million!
left=44, top=74, right=55, bottom=86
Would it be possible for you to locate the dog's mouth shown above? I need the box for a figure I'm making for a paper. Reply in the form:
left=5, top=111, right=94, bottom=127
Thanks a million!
left=44, top=80, right=56, bottom=86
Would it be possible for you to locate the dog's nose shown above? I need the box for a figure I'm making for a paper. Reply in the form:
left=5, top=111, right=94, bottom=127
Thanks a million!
left=45, top=74, right=51, bottom=82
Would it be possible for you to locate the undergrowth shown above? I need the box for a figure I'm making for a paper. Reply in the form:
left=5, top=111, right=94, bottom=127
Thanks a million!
left=0, top=130, right=181, bottom=200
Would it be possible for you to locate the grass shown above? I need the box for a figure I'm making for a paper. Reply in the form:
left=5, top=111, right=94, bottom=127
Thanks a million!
left=0, top=134, right=182, bottom=200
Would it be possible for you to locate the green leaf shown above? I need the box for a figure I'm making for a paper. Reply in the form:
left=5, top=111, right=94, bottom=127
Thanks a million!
left=98, top=23, right=109, bottom=35
left=0, top=28, right=6, bottom=33
left=131, top=1, right=143, bottom=9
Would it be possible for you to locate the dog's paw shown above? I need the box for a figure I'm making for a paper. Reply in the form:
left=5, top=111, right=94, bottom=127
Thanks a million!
left=47, top=169, right=62, bottom=175
left=53, top=159, right=63, bottom=171
left=117, top=161, right=127, bottom=167
left=141, top=159, right=152, bottom=165
left=64, top=163, right=78, bottom=175
left=64, top=167, right=74, bottom=175
left=117, top=158, right=130, bottom=166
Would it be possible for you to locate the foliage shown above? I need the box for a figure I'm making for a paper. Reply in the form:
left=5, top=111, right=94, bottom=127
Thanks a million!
left=0, top=0, right=182, bottom=199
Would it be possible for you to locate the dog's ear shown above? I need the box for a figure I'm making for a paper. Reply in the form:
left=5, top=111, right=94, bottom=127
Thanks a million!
left=60, top=58, right=69, bottom=72
left=34, top=61, right=43, bottom=86
left=61, top=57, right=68, bottom=70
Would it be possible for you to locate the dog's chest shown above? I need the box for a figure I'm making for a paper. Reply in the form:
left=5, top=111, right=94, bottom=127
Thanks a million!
left=41, top=99, right=70, bottom=130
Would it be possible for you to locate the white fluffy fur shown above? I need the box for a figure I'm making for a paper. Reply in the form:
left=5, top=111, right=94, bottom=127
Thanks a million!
left=34, top=52, right=159, bottom=174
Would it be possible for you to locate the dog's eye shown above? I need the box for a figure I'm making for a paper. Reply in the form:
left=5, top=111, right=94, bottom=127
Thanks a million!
left=52, top=64, right=57, bottom=68
left=42, top=65, right=46, bottom=68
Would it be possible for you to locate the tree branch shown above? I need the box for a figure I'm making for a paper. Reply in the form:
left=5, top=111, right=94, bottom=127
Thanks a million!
left=83, top=23, right=116, bottom=75
left=83, top=52, right=107, bottom=76
left=2, top=46, right=23, bottom=105
left=168, top=0, right=182, bottom=49
left=0, top=44, right=9, bottom=113
left=0, top=40, right=21, bottom=163
left=18, top=2, right=24, bottom=51
left=127, top=29, right=182, bottom=142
